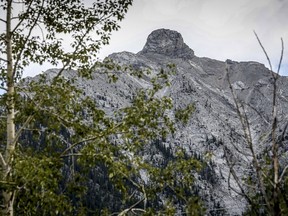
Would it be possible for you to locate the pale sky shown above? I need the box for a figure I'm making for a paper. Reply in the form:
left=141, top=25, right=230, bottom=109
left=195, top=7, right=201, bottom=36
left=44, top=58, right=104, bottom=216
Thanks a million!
left=98, top=0, right=288, bottom=76
left=1, top=0, right=288, bottom=76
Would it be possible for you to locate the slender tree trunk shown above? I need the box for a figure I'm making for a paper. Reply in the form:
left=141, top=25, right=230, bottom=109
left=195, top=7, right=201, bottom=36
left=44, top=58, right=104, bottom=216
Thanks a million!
left=272, top=140, right=280, bottom=216
left=273, top=185, right=281, bottom=216
left=271, top=67, right=280, bottom=216
left=2, top=0, right=15, bottom=215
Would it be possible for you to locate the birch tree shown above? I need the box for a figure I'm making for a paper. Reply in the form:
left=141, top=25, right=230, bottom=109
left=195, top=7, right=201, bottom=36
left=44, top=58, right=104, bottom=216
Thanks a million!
left=0, top=1, right=201, bottom=215
left=0, top=0, right=133, bottom=214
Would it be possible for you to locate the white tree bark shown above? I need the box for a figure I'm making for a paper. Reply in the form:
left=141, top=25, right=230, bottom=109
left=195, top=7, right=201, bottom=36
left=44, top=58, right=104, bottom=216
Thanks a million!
left=2, top=0, right=16, bottom=215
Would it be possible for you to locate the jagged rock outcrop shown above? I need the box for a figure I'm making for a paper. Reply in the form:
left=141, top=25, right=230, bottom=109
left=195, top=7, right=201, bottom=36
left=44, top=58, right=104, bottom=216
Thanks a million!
left=37, top=28, right=288, bottom=215
left=138, top=28, right=194, bottom=59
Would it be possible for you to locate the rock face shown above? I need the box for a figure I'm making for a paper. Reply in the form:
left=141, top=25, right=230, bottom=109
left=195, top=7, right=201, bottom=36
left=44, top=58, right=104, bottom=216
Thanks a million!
left=138, top=28, right=194, bottom=59
left=40, top=29, right=288, bottom=215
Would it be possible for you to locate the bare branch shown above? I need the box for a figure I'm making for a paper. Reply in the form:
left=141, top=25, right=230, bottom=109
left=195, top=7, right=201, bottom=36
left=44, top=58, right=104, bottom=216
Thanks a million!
left=262, top=172, right=275, bottom=187
left=226, top=61, right=273, bottom=212
left=0, top=153, right=7, bottom=167
left=225, top=152, right=254, bottom=206
left=0, top=18, right=6, bottom=23
left=21, top=128, right=42, bottom=132
left=225, top=64, right=252, bottom=146
left=60, top=153, right=82, bottom=158
left=60, top=120, right=125, bottom=156
left=0, top=86, right=8, bottom=91
left=228, top=140, right=252, bottom=157
left=254, top=31, right=273, bottom=72
left=11, top=16, right=20, bottom=20
left=117, top=198, right=145, bottom=216
left=279, top=165, right=288, bottom=183
left=109, top=170, right=147, bottom=216
left=13, top=114, right=34, bottom=147
left=0, top=58, right=8, bottom=68
left=12, top=0, right=45, bottom=78
left=243, top=101, right=269, bottom=126
left=36, top=23, right=45, bottom=41
left=242, top=104, right=253, bottom=144
left=277, top=38, right=284, bottom=74
left=131, top=208, right=146, bottom=214
left=54, top=13, right=114, bottom=79
left=0, top=180, right=16, bottom=185
left=11, top=0, right=34, bottom=34
left=53, top=30, right=92, bottom=80
left=225, top=159, right=261, bottom=216
left=60, top=135, right=101, bottom=157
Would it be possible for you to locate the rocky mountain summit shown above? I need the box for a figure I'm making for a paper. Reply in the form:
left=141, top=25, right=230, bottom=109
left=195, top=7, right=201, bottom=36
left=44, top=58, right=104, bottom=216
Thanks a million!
left=40, top=29, right=288, bottom=215
left=139, top=28, right=194, bottom=59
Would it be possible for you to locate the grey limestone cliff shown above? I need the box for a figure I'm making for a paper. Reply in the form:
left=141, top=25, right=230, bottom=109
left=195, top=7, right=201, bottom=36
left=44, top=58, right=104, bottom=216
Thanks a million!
left=38, top=28, right=288, bottom=215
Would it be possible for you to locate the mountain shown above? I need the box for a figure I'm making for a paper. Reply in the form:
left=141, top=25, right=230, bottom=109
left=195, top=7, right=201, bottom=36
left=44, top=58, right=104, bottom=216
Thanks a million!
left=30, top=28, right=288, bottom=215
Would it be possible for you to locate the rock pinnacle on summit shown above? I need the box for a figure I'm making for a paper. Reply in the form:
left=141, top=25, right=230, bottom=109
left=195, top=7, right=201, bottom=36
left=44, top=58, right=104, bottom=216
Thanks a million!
left=138, top=28, right=194, bottom=59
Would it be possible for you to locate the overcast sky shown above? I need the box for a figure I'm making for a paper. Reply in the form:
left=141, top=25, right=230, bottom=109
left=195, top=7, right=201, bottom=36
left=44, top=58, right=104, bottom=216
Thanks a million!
left=97, top=0, right=288, bottom=76
left=5, top=0, right=287, bottom=76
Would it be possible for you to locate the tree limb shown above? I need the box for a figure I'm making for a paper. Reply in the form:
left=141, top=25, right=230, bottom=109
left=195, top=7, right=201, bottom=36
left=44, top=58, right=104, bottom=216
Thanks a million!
left=224, top=149, right=252, bottom=202
left=0, top=86, right=8, bottom=91
left=60, top=153, right=82, bottom=158
left=226, top=61, right=272, bottom=212
left=60, top=135, right=102, bottom=157
left=11, top=17, right=20, bottom=20
left=11, top=0, right=34, bottom=34
left=60, top=120, right=124, bottom=156
left=0, top=153, right=7, bottom=167
left=110, top=198, right=145, bottom=216
left=12, top=0, right=44, bottom=78
left=279, top=165, right=288, bottom=183
left=54, top=13, right=114, bottom=80
left=254, top=31, right=273, bottom=73
left=13, top=114, right=35, bottom=147
left=277, top=38, right=284, bottom=74
left=0, top=57, right=8, bottom=63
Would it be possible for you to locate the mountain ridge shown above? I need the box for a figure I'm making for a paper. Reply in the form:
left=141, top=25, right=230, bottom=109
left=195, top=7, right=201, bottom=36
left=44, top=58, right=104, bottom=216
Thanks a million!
left=32, top=28, right=288, bottom=215
left=104, top=29, right=288, bottom=215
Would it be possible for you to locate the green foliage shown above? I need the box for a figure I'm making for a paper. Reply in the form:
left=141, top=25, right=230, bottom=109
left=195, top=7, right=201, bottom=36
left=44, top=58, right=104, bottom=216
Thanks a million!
left=0, top=64, right=202, bottom=214
left=242, top=169, right=288, bottom=215
left=0, top=0, right=133, bottom=85
left=175, top=103, right=195, bottom=124
left=13, top=153, right=72, bottom=215
left=0, top=0, right=203, bottom=215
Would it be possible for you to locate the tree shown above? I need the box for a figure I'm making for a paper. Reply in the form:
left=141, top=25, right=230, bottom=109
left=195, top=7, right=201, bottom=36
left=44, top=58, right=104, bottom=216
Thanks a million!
left=0, top=0, right=133, bottom=214
left=224, top=33, right=288, bottom=215
left=0, top=1, right=200, bottom=215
